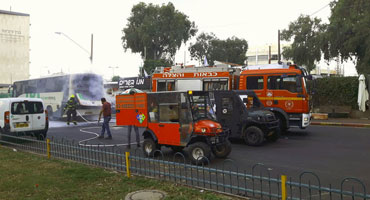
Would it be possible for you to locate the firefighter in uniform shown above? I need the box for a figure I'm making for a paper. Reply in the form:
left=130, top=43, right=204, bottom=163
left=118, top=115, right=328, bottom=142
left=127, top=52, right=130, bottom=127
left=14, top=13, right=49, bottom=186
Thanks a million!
left=64, top=95, right=78, bottom=125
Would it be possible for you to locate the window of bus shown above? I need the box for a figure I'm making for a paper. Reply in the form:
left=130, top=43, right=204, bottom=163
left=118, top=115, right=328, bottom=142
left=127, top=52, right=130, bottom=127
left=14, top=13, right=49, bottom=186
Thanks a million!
left=203, top=79, right=228, bottom=91
left=268, top=75, right=299, bottom=93
left=246, top=76, right=264, bottom=90
left=157, top=80, right=175, bottom=91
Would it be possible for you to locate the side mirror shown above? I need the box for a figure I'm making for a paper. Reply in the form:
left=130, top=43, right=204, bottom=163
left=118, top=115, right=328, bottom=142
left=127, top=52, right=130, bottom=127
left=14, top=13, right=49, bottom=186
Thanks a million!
left=306, top=75, right=313, bottom=80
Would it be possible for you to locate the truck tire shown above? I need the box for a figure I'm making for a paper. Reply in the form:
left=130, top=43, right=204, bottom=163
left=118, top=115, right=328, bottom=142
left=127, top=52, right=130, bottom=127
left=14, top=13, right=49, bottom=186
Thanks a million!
left=188, top=142, right=211, bottom=165
left=171, top=146, right=184, bottom=152
left=142, top=138, right=157, bottom=157
left=244, top=126, right=264, bottom=146
left=212, top=140, right=232, bottom=158
left=275, top=114, right=288, bottom=134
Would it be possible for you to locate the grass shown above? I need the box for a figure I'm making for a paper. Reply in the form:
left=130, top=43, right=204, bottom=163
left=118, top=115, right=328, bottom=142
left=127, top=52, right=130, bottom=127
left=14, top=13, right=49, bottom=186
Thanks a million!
left=0, top=146, right=238, bottom=200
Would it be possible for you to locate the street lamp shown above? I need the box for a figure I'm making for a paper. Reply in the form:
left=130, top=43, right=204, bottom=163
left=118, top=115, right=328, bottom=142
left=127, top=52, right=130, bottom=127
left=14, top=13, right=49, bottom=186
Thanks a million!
left=108, top=66, right=119, bottom=77
left=55, top=32, right=93, bottom=63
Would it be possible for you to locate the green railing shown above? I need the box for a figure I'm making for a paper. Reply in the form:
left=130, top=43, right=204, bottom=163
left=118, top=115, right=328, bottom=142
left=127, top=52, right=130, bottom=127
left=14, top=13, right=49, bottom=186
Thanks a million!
left=1, top=133, right=369, bottom=200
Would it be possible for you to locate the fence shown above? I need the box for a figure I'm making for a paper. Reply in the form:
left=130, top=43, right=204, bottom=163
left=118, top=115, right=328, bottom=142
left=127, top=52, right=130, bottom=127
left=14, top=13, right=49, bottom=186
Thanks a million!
left=1, top=133, right=369, bottom=200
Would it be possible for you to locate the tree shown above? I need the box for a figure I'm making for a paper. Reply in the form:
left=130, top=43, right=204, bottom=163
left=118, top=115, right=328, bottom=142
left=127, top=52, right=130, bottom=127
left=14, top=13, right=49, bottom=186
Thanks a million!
left=188, top=32, right=217, bottom=65
left=122, top=2, right=197, bottom=62
left=189, top=33, right=248, bottom=66
left=111, top=76, right=120, bottom=82
left=143, top=59, right=172, bottom=75
left=281, top=15, right=327, bottom=73
left=325, top=0, right=370, bottom=74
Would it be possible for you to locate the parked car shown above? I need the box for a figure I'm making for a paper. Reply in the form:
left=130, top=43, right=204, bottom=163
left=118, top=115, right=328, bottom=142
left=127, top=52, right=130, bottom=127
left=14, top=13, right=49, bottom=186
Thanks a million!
left=0, top=98, right=49, bottom=140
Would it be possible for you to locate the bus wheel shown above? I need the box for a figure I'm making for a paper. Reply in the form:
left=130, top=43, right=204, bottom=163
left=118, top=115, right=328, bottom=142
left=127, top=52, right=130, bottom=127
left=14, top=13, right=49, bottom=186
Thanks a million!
left=188, top=142, right=211, bottom=165
left=212, top=140, right=232, bottom=158
left=142, top=138, right=157, bottom=157
left=244, top=126, right=264, bottom=146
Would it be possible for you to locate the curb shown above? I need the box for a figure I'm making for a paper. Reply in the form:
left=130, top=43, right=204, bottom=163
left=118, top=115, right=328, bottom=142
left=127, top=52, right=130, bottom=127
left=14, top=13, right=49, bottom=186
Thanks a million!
left=311, top=122, right=370, bottom=128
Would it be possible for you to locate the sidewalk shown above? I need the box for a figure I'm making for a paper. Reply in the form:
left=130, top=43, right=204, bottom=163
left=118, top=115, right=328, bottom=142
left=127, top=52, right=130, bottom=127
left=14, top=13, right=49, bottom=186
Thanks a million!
left=311, top=118, right=370, bottom=128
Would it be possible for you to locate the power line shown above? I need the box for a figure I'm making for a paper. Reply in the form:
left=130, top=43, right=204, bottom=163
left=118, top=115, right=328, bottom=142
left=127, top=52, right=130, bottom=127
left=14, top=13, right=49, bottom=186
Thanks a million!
left=310, top=3, right=330, bottom=16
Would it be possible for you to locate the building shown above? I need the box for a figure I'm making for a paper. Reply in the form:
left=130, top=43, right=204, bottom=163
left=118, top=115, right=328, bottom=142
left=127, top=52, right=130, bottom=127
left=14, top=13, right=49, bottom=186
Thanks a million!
left=246, top=44, right=291, bottom=66
left=0, top=10, right=30, bottom=85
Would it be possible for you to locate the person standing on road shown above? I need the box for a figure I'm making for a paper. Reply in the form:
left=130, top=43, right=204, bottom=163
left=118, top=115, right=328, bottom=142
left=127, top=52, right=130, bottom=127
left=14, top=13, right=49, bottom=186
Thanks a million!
left=64, top=95, right=78, bottom=125
left=98, top=98, right=112, bottom=139
left=127, top=89, right=140, bottom=148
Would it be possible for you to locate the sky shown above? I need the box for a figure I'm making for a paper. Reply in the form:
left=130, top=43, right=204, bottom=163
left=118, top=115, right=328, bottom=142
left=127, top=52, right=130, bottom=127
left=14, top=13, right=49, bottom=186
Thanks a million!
left=0, top=0, right=358, bottom=80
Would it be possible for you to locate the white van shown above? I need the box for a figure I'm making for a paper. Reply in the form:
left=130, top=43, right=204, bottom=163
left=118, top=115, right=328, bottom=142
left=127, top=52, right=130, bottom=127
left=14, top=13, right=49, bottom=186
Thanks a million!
left=0, top=98, right=49, bottom=140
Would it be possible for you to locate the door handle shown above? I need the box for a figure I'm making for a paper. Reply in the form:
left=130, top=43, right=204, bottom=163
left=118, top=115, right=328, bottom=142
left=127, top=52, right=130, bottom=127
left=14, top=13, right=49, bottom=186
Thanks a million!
left=159, top=124, right=165, bottom=127
left=26, top=115, right=29, bottom=121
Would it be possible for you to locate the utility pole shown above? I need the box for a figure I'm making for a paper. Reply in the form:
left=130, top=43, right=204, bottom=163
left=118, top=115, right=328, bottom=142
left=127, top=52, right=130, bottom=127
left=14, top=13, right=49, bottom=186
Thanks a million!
left=278, top=30, right=281, bottom=63
left=90, top=34, right=93, bottom=63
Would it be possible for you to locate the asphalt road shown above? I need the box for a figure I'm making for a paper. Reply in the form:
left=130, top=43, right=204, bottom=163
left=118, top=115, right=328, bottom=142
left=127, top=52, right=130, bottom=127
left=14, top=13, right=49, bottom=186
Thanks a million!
left=47, top=120, right=370, bottom=188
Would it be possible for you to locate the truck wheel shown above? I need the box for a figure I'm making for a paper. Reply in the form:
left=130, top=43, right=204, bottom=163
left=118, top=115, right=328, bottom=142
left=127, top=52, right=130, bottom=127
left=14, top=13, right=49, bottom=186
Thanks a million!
left=244, top=126, right=264, bottom=146
left=171, top=146, right=184, bottom=152
left=275, top=114, right=288, bottom=134
left=188, top=142, right=211, bottom=165
left=142, top=138, right=157, bottom=157
left=212, top=140, right=232, bottom=158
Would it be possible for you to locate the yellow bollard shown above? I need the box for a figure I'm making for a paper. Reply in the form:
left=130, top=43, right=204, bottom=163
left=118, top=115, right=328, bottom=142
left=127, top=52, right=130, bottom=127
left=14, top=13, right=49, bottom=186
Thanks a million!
left=47, top=139, right=51, bottom=159
left=281, top=175, right=287, bottom=200
left=125, top=151, right=131, bottom=178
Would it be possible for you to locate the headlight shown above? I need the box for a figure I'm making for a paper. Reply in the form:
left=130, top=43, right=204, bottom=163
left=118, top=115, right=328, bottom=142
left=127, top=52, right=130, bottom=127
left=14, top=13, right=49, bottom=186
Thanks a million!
left=201, top=128, right=207, bottom=133
left=304, top=117, right=309, bottom=122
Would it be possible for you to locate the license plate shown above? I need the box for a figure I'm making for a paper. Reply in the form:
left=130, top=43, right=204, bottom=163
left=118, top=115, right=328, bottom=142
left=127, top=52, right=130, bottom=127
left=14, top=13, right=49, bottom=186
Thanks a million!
left=15, top=123, right=29, bottom=128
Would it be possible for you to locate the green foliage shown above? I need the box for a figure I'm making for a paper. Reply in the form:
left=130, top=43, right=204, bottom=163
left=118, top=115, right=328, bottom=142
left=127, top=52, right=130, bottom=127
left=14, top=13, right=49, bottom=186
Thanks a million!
left=325, top=0, right=370, bottom=74
left=122, top=2, right=197, bottom=60
left=111, top=76, right=120, bottom=82
left=281, top=15, right=327, bottom=73
left=188, top=32, right=216, bottom=64
left=189, top=32, right=248, bottom=66
left=311, top=77, right=358, bottom=108
left=143, top=59, right=172, bottom=74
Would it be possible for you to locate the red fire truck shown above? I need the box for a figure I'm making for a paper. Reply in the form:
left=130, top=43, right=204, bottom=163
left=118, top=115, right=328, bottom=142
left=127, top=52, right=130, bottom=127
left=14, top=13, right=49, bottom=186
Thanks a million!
left=239, top=63, right=312, bottom=131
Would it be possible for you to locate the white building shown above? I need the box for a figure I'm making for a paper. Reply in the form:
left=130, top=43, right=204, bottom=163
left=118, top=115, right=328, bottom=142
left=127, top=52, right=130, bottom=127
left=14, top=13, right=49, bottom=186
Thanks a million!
left=0, top=10, right=30, bottom=84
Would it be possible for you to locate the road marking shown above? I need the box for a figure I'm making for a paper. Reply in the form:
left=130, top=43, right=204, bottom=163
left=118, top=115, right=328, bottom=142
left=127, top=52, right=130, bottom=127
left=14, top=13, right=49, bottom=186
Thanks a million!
left=78, top=126, right=141, bottom=147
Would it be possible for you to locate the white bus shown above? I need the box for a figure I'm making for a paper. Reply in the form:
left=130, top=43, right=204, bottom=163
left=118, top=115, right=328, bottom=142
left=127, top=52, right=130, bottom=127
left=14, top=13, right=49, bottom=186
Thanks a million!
left=12, top=73, right=104, bottom=119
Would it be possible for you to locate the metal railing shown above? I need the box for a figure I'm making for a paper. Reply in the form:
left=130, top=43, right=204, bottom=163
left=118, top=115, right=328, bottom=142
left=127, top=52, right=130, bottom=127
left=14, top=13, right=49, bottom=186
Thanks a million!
left=1, top=133, right=369, bottom=200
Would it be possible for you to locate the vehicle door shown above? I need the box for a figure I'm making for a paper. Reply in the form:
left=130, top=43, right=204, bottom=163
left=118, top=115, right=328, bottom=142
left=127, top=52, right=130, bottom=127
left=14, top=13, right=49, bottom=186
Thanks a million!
left=149, top=93, right=181, bottom=146
left=245, top=76, right=266, bottom=106
left=10, top=101, right=33, bottom=132
left=214, top=92, right=241, bottom=137
left=30, top=101, right=46, bottom=131
left=267, top=74, right=303, bottom=113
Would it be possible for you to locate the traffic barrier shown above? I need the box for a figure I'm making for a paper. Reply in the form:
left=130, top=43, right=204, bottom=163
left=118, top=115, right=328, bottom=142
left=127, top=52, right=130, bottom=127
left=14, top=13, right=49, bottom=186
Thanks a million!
left=0, top=133, right=370, bottom=200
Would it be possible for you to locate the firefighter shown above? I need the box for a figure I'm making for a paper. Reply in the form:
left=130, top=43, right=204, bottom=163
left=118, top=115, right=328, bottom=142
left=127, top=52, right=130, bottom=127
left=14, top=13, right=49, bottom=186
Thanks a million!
left=64, top=95, right=78, bottom=125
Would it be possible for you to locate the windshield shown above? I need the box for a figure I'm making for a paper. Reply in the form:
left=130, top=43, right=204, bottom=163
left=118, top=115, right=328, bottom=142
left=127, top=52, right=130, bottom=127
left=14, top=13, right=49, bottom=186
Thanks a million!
left=189, top=93, right=216, bottom=121
left=72, top=74, right=103, bottom=101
